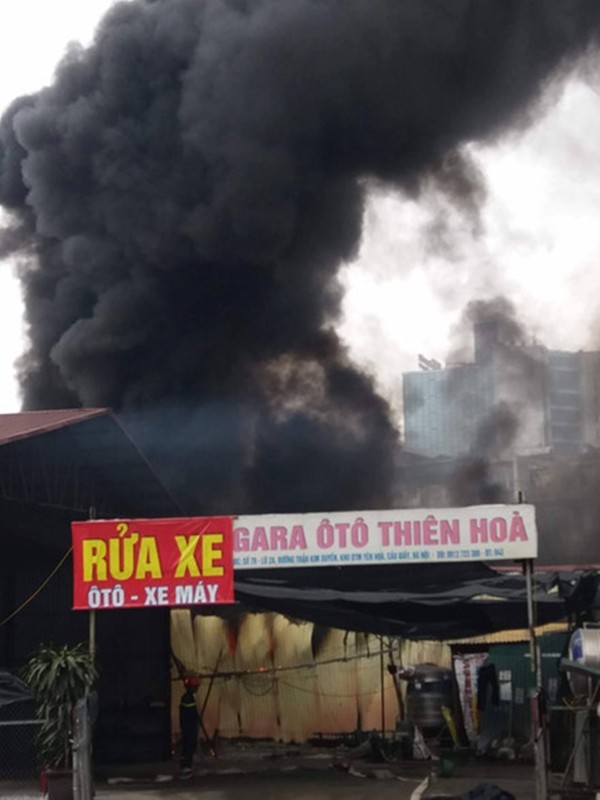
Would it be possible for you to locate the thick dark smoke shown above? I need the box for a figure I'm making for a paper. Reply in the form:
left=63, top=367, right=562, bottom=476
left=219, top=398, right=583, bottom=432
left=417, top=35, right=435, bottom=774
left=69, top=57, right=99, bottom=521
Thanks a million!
left=450, top=402, right=519, bottom=506
left=446, top=296, right=530, bottom=367
left=448, top=297, right=540, bottom=504
left=1, top=0, right=599, bottom=513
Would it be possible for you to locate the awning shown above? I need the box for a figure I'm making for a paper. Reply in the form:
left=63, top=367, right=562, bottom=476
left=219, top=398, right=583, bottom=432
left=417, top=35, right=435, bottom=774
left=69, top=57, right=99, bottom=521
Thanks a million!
left=234, top=562, right=571, bottom=639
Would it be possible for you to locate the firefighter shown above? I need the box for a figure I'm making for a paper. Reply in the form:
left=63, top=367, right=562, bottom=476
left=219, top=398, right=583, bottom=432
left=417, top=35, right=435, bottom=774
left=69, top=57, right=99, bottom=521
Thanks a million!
left=179, top=676, right=200, bottom=778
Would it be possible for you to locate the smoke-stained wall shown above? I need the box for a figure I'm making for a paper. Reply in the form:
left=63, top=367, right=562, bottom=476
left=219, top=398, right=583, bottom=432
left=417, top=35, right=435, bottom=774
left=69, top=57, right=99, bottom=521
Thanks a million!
left=2, top=1, right=600, bottom=513
left=170, top=610, right=448, bottom=744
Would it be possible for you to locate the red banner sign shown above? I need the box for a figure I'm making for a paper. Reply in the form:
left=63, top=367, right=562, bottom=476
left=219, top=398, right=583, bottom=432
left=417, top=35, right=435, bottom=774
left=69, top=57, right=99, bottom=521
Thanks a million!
left=72, top=517, right=234, bottom=610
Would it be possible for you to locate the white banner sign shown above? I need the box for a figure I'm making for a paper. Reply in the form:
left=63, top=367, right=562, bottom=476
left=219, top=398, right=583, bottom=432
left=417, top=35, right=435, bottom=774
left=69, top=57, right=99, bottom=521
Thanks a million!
left=233, top=504, right=537, bottom=570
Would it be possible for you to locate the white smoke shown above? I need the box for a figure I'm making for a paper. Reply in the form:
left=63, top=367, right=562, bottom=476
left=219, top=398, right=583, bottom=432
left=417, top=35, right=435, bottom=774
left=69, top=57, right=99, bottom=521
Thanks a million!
left=339, top=76, right=600, bottom=419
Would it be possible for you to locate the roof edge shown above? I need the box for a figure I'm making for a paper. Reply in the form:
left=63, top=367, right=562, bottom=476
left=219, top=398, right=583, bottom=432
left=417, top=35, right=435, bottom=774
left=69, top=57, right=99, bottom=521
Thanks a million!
left=0, top=408, right=109, bottom=446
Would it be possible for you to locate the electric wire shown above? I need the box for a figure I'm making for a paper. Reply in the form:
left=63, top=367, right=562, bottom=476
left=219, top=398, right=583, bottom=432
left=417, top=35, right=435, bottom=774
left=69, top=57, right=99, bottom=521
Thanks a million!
left=0, top=547, right=72, bottom=628
left=276, top=677, right=395, bottom=699
left=172, top=644, right=396, bottom=682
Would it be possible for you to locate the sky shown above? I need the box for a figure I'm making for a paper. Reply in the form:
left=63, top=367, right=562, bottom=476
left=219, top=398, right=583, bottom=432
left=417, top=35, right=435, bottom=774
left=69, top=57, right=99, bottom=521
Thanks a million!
left=1, top=1, right=600, bottom=420
left=340, top=77, right=600, bottom=416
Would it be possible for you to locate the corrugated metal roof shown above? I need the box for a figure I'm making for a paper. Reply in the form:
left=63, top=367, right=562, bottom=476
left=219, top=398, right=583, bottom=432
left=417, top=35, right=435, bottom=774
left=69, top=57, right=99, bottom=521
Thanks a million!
left=0, top=408, right=184, bottom=517
left=447, top=621, right=569, bottom=645
left=0, top=408, right=107, bottom=445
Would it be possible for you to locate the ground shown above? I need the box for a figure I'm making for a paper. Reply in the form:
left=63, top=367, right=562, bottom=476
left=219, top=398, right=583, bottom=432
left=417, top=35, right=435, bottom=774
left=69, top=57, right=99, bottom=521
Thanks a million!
left=0, top=740, right=538, bottom=799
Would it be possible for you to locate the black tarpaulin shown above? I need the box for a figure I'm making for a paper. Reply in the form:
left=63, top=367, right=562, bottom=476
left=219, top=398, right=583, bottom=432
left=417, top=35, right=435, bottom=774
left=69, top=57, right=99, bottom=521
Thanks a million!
left=234, top=562, right=566, bottom=639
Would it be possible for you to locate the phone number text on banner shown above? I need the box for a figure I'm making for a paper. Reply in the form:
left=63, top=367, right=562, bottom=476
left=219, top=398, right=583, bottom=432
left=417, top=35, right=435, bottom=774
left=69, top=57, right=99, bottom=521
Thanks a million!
left=72, top=516, right=234, bottom=610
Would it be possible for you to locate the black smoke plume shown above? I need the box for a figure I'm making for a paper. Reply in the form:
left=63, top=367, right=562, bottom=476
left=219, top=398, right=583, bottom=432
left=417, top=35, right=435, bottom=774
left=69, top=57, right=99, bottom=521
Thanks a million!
left=1, top=0, right=599, bottom=512
left=448, top=298, right=540, bottom=505
left=449, top=402, right=519, bottom=506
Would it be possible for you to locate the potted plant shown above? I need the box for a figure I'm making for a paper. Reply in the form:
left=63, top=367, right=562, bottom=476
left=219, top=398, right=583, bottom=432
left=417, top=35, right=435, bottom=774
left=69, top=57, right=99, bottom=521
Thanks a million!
left=22, top=643, right=97, bottom=800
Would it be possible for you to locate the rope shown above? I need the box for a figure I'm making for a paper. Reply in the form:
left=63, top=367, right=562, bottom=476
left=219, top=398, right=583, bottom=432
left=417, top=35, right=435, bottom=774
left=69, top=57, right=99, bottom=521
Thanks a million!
left=0, top=547, right=72, bottom=628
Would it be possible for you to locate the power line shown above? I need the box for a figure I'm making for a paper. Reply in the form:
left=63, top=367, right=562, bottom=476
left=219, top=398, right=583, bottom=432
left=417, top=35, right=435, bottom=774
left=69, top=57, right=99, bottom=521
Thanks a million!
left=0, top=548, right=72, bottom=628
left=174, top=644, right=396, bottom=681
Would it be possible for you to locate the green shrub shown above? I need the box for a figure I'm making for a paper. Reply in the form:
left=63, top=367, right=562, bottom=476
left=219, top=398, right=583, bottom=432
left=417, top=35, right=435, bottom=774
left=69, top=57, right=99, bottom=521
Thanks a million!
left=22, top=643, right=97, bottom=769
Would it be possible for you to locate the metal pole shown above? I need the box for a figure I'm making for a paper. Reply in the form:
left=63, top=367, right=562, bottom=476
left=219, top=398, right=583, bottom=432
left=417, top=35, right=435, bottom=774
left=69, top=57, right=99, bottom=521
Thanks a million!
left=517, top=467, right=545, bottom=800
left=199, top=649, right=224, bottom=758
left=89, top=612, right=96, bottom=662
left=88, top=507, right=96, bottom=662
left=525, top=557, right=546, bottom=800
left=525, top=559, right=536, bottom=676
left=380, top=637, right=386, bottom=741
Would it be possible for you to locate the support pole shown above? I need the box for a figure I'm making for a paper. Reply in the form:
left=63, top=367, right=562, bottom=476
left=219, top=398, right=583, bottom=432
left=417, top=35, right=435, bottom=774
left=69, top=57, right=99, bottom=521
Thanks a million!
left=525, top=558, right=546, bottom=800
left=525, top=559, right=537, bottom=677
left=380, top=637, right=386, bottom=741
left=89, top=611, right=96, bottom=663
left=88, top=506, right=96, bottom=662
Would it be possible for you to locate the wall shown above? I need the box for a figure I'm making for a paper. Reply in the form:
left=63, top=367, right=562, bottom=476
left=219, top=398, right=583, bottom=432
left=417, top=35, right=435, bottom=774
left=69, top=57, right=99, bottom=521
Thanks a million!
left=170, top=610, right=452, bottom=744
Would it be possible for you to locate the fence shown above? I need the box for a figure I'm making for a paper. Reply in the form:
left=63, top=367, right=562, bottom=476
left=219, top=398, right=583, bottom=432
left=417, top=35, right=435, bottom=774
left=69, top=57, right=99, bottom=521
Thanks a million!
left=0, top=698, right=95, bottom=799
left=0, top=696, right=42, bottom=797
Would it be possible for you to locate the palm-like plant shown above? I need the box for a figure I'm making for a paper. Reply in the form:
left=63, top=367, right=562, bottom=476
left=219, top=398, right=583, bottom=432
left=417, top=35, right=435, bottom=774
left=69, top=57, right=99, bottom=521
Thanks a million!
left=22, top=643, right=97, bottom=770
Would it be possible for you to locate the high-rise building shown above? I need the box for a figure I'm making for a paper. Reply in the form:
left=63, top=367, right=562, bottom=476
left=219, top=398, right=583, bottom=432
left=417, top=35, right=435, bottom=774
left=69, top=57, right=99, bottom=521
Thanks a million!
left=580, top=351, right=600, bottom=449
left=403, top=323, right=600, bottom=459
left=545, top=351, right=582, bottom=452
left=403, top=363, right=493, bottom=458
left=400, top=325, right=600, bottom=565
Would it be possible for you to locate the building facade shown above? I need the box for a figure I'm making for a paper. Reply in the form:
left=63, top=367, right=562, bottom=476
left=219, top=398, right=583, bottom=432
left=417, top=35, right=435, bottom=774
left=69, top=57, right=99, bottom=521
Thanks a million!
left=400, top=326, right=600, bottom=564
left=403, top=322, right=600, bottom=460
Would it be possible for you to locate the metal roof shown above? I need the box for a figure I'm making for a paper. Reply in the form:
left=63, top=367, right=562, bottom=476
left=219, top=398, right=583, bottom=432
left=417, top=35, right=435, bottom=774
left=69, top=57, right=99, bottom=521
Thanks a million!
left=0, top=408, right=107, bottom=445
left=0, top=409, right=185, bottom=518
left=447, top=621, right=569, bottom=645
